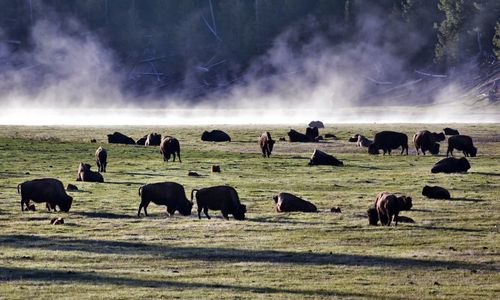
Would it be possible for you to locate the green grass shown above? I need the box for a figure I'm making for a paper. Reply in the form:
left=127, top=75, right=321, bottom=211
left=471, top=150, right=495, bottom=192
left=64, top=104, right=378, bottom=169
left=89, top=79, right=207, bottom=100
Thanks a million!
left=0, top=124, right=499, bottom=299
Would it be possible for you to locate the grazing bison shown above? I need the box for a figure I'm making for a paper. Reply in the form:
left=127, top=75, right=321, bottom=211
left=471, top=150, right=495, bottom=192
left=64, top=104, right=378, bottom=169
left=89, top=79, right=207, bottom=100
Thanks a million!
left=136, top=135, right=148, bottom=145
left=201, top=130, right=231, bottom=142
left=348, top=134, right=360, bottom=142
left=305, top=127, right=319, bottom=140
left=368, top=131, right=409, bottom=155
left=138, top=182, right=192, bottom=217
left=447, top=135, right=477, bottom=157
left=422, top=185, right=451, bottom=200
left=95, top=147, right=107, bottom=172
left=374, top=192, right=412, bottom=226
left=259, top=131, right=275, bottom=158
left=431, top=157, right=471, bottom=173
left=160, top=136, right=181, bottom=162
left=17, top=178, right=73, bottom=212
left=308, top=121, right=324, bottom=128
left=107, top=132, right=135, bottom=144
left=211, top=165, right=221, bottom=172
left=273, top=192, right=317, bottom=212
left=413, top=130, right=440, bottom=155
left=76, top=163, right=104, bottom=182
left=288, top=129, right=312, bottom=142
left=443, top=128, right=460, bottom=136
left=367, top=207, right=379, bottom=225
left=308, top=149, right=343, bottom=166
left=191, top=186, right=246, bottom=220
left=145, top=133, right=162, bottom=146
left=356, top=135, right=373, bottom=147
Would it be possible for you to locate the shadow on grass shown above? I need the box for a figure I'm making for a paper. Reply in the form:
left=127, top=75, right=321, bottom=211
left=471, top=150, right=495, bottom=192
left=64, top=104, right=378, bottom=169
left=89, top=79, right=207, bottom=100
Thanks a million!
left=72, top=211, right=135, bottom=219
left=0, top=266, right=395, bottom=299
left=470, top=172, right=500, bottom=177
left=249, top=216, right=325, bottom=225
left=118, top=172, right=168, bottom=177
left=450, top=197, right=485, bottom=202
left=413, top=225, right=485, bottom=233
left=0, top=234, right=494, bottom=271
left=104, top=181, right=144, bottom=186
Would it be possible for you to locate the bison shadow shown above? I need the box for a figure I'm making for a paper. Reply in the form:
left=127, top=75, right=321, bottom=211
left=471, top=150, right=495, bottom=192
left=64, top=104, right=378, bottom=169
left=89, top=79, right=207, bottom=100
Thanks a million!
left=413, top=225, right=484, bottom=233
left=0, top=234, right=493, bottom=272
left=450, top=197, right=485, bottom=202
left=470, top=172, right=500, bottom=177
left=118, top=171, right=168, bottom=178
left=73, top=211, right=136, bottom=219
left=104, top=181, right=145, bottom=186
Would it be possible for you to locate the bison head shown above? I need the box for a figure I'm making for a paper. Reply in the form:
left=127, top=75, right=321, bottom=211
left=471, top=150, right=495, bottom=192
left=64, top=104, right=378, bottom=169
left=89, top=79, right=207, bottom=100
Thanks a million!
left=178, top=201, right=193, bottom=216
left=399, top=196, right=412, bottom=210
left=59, top=196, right=73, bottom=212
left=430, top=143, right=440, bottom=155
left=470, top=147, right=477, bottom=157
left=268, top=139, right=275, bottom=153
left=233, top=204, right=246, bottom=220
left=433, top=132, right=446, bottom=142
left=458, top=157, right=471, bottom=171
left=421, top=185, right=431, bottom=197
left=367, top=207, right=378, bottom=225
left=272, top=195, right=279, bottom=203
left=368, top=144, right=380, bottom=155
left=348, top=134, right=360, bottom=142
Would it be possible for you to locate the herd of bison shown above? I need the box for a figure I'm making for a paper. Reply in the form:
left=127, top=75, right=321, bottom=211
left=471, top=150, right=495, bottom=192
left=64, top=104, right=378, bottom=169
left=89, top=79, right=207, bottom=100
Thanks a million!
left=16, top=122, right=478, bottom=226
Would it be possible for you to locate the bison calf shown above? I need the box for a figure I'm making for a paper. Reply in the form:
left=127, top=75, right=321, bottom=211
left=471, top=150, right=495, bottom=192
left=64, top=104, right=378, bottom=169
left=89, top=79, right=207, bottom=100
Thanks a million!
left=374, top=192, right=412, bottom=226
left=18, top=178, right=73, bottom=212
left=273, top=192, right=317, bottom=213
left=192, top=186, right=246, bottom=220
left=95, top=146, right=107, bottom=172
left=138, top=182, right=192, bottom=217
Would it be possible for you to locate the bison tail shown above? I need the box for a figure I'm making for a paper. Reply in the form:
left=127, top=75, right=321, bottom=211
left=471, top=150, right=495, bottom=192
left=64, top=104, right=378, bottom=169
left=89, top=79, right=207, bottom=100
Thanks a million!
left=17, top=183, right=21, bottom=194
left=190, top=189, right=199, bottom=203
left=138, top=186, right=143, bottom=196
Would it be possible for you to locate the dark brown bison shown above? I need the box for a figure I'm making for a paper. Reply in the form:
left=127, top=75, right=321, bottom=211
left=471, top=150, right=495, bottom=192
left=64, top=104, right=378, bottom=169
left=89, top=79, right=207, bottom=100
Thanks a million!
left=308, top=121, right=324, bottom=128
left=138, top=182, right=192, bottom=217
left=273, top=192, right=317, bottom=212
left=374, top=192, right=412, bottom=226
left=431, top=157, right=471, bottom=173
left=145, top=133, right=162, bottom=146
left=107, top=132, right=135, bottom=144
left=305, top=127, right=319, bottom=140
left=201, top=130, right=231, bottom=142
left=367, top=207, right=379, bottom=225
left=191, top=186, right=246, bottom=220
left=136, top=135, right=148, bottom=145
left=259, top=131, right=275, bottom=158
left=95, top=147, right=107, bottom=172
left=422, top=185, right=451, bottom=199
left=368, top=131, right=409, bottom=155
left=447, top=135, right=477, bottom=157
left=324, top=133, right=338, bottom=140
left=76, top=163, right=104, bottom=182
left=17, top=178, right=73, bottom=212
left=211, top=165, right=221, bottom=172
left=413, top=130, right=440, bottom=155
left=160, top=136, right=181, bottom=162
left=308, top=149, right=343, bottom=166
left=288, top=129, right=312, bottom=142
left=431, top=132, right=446, bottom=142
left=443, top=128, right=460, bottom=135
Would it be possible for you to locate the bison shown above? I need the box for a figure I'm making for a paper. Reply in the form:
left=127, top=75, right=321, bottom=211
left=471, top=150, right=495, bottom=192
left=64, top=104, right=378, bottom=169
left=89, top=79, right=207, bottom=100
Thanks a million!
left=447, top=135, right=477, bottom=157
left=273, top=192, right=317, bottom=212
left=422, top=185, right=451, bottom=200
left=201, top=130, right=231, bottom=142
left=356, top=135, right=373, bottom=147
left=443, top=128, right=460, bottom=135
left=138, top=182, right=192, bottom=217
left=136, top=135, right=148, bottom=145
left=191, top=185, right=246, bottom=220
left=259, top=131, right=275, bottom=158
left=348, top=134, right=360, bottom=142
left=374, top=192, right=412, bottom=226
left=305, top=127, right=319, bottom=140
left=308, top=149, right=343, bottom=166
left=145, top=133, right=162, bottom=146
left=288, top=129, right=312, bottom=142
left=413, top=130, right=440, bottom=155
left=95, top=147, right=107, bottom=172
left=17, top=178, right=73, bottom=212
left=367, top=207, right=379, bottom=225
left=368, top=131, right=409, bottom=155
left=308, top=121, right=324, bottom=128
left=107, top=132, right=135, bottom=144
left=160, top=136, right=181, bottom=162
left=76, top=163, right=104, bottom=182
left=431, top=157, right=471, bottom=173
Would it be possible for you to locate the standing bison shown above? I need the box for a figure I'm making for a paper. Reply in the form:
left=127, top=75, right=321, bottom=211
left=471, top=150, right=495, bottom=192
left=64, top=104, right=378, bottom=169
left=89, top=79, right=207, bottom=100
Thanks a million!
left=305, top=127, right=319, bottom=140
left=201, top=130, right=231, bottom=142
left=18, top=178, right=73, bottom=212
left=308, top=149, right=343, bottom=166
left=259, top=131, right=275, bottom=158
left=160, top=136, right=181, bottom=162
left=145, top=133, right=162, bottom=146
left=374, top=192, right=412, bottom=226
left=368, top=131, right=409, bottom=155
left=138, top=182, right=192, bottom=217
left=447, top=135, right=477, bottom=157
left=443, top=128, right=460, bottom=135
left=413, top=130, right=440, bottom=155
left=107, top=132, right=135, bottom=144
left=95, top=147, right=107, bottom=172
left=273, top=192, right=317, bottom=212
left=76, top=163, right=104, bottom=182
left=191, top=185, right=246, bottom=220
left=431, top=157, right=470, bottom=173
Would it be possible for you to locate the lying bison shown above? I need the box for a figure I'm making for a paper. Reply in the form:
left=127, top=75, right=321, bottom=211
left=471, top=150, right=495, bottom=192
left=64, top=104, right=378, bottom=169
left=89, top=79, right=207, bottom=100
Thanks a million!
left=136, top=135, right=148, bottom=145
left=107, top=132, right=135, bottom=144
left=18, top=178, right=73, bottom=212
left=308, top=121, right=324, bottom=128
left=308, top=149, right=343, bottom=166
left=413, top=130, right=440, bottom=155
left=160, top=136, right=181, bottom=162
left=76, top=163, right=104, bottom=182
left=348, top=134, right=360, bottom=142
left=443, top=128, right=460, bottom=135
left=95, top=147, right=107, bottom=172
left=138, top=182, right=192, bottom=217
left=305, top=127, right=319, bottom=140
left=288, top=129, right=312, bottom=142
left=368, top=131, right=408, bottom=155
left=273, top=192, right=317, bottom=212
left=201, top=130, right=231, bottom=142
left=191, top=185, right=246, bottom=220
left=356, top=135, right=373, bottom=147
left=259, top=131, right=275, bottom=158
left=447, top=135, right=477, bottom=157
left=422, top=185, right=451, bottom=199
left=145, top=133, right=162, bottom=146
left=431, top=157, right=470, bottom=173
left=374, top=192, right=412, bottom=226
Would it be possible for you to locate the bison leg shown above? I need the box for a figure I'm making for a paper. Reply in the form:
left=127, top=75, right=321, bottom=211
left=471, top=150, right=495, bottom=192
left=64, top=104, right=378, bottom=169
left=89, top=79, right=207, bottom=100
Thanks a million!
left=197, top=206, right=203, bottom=219
left=203, top=207, right=211, bottom=219
left=177, top=151, right=182, bottom=163
left=167, top=206, right=176, bottom=216
left=393, top=212, right=399, bottom=226
left=21, top=196, right=28, bottom=212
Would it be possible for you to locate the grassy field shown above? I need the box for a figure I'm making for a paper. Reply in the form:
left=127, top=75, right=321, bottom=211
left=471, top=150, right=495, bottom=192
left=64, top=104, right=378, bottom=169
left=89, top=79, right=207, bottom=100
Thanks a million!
left=0, top=124, right=498, bottom=299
